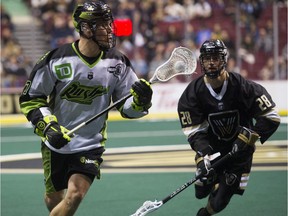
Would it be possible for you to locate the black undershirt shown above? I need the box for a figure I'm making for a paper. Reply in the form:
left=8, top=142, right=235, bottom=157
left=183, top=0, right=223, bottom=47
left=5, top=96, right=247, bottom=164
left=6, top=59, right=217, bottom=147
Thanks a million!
left=213, top=85, right=223, bottom=94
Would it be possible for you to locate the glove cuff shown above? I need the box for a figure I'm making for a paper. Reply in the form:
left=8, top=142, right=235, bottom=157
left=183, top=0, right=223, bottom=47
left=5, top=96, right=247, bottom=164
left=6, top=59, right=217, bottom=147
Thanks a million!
left=195, top=156, right=204, bottom=165
left=195, top=145, right=213, bottom=157
left=131, top=101, right=152, bottom=111
left=35, top=115, right=58, bottom=137
left=237, top=127, right=259, bottom=145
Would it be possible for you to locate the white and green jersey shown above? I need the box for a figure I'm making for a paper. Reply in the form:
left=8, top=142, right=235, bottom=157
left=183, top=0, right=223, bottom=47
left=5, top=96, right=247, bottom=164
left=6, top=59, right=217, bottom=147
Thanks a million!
left=20, top=41, right=147, bottom=154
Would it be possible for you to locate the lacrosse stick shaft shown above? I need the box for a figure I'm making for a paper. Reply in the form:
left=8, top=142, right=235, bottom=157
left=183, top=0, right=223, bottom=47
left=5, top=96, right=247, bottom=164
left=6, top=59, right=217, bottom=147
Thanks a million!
left=67, top=93, right=132, bottom=136
left=161, top=151, right=233, bottom=204
left=67, top=80, right=157, bottom=136
left=67, top=46, right=196, bottom=136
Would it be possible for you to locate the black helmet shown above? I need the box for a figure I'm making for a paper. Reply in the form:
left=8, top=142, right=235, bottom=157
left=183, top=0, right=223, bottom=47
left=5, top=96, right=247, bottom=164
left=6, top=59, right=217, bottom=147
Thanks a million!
left=73, top=1, right=113, bottom=31
left=199, top=39, right=228, bottom=79
left=72, top=1, right=116, bottom=50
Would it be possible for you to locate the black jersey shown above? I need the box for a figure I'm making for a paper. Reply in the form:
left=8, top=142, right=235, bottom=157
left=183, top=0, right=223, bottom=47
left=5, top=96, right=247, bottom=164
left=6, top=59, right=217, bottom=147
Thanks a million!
left=177, top=72, right=280, bottom=153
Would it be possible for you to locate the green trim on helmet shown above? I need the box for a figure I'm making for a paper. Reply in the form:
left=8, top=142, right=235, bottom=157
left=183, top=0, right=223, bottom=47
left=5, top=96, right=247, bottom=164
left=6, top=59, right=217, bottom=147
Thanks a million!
left=79, top=11, right=98, bottom=20
left=72, top=1, right=113, bottom=32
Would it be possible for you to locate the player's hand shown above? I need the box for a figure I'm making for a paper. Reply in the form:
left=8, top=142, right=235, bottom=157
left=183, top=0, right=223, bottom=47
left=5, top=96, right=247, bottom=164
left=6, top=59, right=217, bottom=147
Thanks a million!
left=196, top=155, right=212, bottom=177
left=35, top=115, right=71, bottom=149
left=130, top=79, right=153, bottom=111
left=232, top=126, right=259, bottom=154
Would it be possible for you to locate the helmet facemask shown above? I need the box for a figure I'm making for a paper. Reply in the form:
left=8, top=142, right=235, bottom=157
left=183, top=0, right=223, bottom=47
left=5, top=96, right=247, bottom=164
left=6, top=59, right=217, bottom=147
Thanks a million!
left=199, top=40, right=228, bottom=79
left=73, top=1, right=116, bottom=51
left=80, top=20, right=116, bottom=51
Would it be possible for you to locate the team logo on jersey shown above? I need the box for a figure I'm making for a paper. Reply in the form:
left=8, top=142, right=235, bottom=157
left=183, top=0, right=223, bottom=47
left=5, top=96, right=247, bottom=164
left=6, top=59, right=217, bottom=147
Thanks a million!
left=61, top=81, right=109, bottom=104
left=107, top=64, right=122, bottom=77
left=54, top=63, right=73, bottom=79
left=225, top=172, right=237, bottom=186
left=208, top=110, right=239, bottom=141
left=218, top=102, right=225, bottom=110
left=88, top=72, right=93, bottom=80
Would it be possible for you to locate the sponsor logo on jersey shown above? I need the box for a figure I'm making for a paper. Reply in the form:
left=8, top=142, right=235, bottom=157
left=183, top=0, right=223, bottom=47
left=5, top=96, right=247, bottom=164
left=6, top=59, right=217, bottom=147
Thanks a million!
left=107, top=63, right=122, bottom=77
left=80, top=156, right=100, bottom=168
left=61, top=81, right=109, bottom=104
left=55, top=63, right=73, bottom=79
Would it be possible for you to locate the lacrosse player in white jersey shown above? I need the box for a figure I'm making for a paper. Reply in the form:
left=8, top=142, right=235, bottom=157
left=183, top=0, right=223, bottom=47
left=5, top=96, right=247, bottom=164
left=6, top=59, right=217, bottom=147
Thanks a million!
left=19, top=1, right=153, bottom=215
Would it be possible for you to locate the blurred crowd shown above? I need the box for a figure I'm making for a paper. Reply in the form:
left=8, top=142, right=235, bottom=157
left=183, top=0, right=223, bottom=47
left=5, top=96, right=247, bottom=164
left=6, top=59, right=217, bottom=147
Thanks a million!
left=1, top=4, right=33, bottom=88
left=1, top=0, right=287, bottom=88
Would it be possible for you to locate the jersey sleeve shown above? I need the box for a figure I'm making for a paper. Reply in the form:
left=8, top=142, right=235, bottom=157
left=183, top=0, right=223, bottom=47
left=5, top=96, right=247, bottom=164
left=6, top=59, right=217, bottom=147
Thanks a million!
left=112, top=54, right=148, bottom=119
left=19, top=51, right=56, bottom=125
left=240, top=79, right=281, bottom=143
left=177, top=81, right=212, bottom=155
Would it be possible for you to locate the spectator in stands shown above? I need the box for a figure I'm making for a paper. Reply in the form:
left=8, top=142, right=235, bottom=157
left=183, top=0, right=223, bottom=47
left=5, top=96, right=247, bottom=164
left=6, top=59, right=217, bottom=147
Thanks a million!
left=0, top=4, right=32, bottom=88
left=254, top=27, right=273, bottom=54
left=258, top=57, right=274, bottom=80
left=211, top=23, right=223, bottom=41
left=163, top=0, right=186, bottom=21
left=246, top=21, right=259, bottom=41
left=166, top=24, right=184, bottom=42
left=226, top=56, right=239, bottom=74
left=240, top=68, right=249, bottom=79
left=1, top=4, right=13, bottom=33
left=224, top=0, right=237, bottom=17
left=195, top=23, right=212, bottom=47
left=183, top=0, right=198, bottom=20
left=279, top=44, right=288, bottom=79
left=221, top=29, right=235, bottom=55
left=240, top=0, right=263, bottom=21
left=184, top=23, right=197, bottom=43
left=242, top=33, right=255, bottom=53
left=2, top=54, right=29, bottom=87
left=194, top=0, right=212, bottom=18
left=50, top=12, right=75, bottom=48
left=131, top=51, right=149, bottom=80
left=114, top=0, right=136, bottom=20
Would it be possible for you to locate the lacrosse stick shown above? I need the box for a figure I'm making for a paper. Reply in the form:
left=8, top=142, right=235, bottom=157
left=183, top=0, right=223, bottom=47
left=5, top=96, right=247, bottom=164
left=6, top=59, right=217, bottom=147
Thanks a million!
left=67, top=46, right=197, bottom=136
left=130, top=151, right=235, bottom=216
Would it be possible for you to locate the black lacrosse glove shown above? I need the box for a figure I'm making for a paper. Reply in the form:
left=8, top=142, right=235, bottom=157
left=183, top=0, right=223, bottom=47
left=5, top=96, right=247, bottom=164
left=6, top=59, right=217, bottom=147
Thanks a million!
left=232, top=126, right=259, bottom=154
left=195, top=154, right=213, bottom=177
left=35, top=115, right=71, bottom=149
left=130, top=79, right=153, bottom=111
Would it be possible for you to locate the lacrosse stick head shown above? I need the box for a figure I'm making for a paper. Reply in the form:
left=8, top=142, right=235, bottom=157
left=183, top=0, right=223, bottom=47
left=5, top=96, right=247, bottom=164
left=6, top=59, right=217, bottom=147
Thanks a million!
left=130, top=200, right=163, bottom=216
left=149, top=46, right=197, bottom=84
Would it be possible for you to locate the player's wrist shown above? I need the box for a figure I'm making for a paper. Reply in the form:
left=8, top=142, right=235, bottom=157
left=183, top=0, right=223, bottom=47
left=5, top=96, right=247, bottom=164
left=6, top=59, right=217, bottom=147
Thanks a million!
left=35, top=115, right=58, bottom=137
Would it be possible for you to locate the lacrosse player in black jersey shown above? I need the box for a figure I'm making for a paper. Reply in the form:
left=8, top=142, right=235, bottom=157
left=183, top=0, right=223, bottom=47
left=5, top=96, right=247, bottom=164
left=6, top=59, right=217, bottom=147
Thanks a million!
left=177, top=39, right=280, bottom=216
left=19, top=1, right=153, bottom=215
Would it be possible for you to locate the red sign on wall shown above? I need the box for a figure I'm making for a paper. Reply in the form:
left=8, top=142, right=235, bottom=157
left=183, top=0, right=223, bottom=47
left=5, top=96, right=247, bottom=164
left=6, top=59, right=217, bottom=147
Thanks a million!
left=113, top=19, right=133, bottom=36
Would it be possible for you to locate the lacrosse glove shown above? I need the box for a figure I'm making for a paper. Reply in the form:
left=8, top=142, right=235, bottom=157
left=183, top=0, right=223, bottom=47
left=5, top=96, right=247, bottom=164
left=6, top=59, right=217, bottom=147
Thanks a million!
left=130, top=79, right=153, bottom=111
left=195, top=154, right=216, bottom=186
left=195, top=154, right=213, bottom=177
left=35, top=115, right=71, bottom=149
left=232, top=126, right=259, bottom=154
